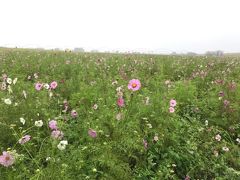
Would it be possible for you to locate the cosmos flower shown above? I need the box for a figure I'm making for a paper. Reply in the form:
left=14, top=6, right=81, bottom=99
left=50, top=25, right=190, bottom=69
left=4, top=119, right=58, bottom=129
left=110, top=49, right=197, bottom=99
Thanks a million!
left=18, top=135, right=31, bottom=144
left=143, top=139, right=148, bottom=149
left=153, top=135, right=159, bottom=142
left=169, top=107, right=175, bottom=113
left=35, top=83, right=43, bottom=91
left=51, top=130, right=64, bottom=140
left=0, top=151, right=15, bottom=167
left=13, top=78, right=18, bottom=85
left=44, top=83, right=50, bottom=90
left=22, top=90, right=27, bottom=99
left=49, top=120, right=58, bottom=130
left=6, top=78, right=12, bottom=84
left=117, top=97, right=124, bottom=107
left=1, top=82, right=7, bottom=91
left=88, top=129, right=97, bottom=138
left=92, top=104, right=98, bottom=110
left=128, top=79, right=141, bottom=91
left=57, top=140, right=68, bottom=150
left=4, top=98, right=12, bottom=105
left=35, top=120, right=43, bottom=127
left=50, top=81, right=58, bottom=90
left=222, top=146, right=229, bottom=152
left=223, top=100, right=230, bottom=107
left=170, top=99, right=177, bottom=107
left=215, top=134, right=221, bottom=141
left=116, top=113, right=123, bottom=121
left=71, top=110, right=78, bottom=118
left=20, top=117, right=26, bottom=125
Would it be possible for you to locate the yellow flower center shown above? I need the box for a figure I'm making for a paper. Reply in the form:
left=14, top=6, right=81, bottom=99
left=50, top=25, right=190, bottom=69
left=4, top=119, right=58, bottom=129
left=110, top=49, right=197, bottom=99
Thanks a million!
left=132, top=83, right=137, bottom=88
left=5, top=156, right=10, bottom=161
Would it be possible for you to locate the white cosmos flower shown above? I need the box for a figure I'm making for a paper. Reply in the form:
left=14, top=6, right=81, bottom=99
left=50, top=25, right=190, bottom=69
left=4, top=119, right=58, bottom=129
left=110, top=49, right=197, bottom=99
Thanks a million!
left=35, top=120, right=43, bottom=127
left=22, top=90, right=27, bottom=99
left=57, top=140, right=68, bottom=150
left=13, top=78, right=18, bottom=85
left=6, top=78, right=12, bottom=84
left=4, top=98, right=12, bottom=105
left=20, top=118, right=25, bottom=125
left=44, top=83, right=50, bottom=90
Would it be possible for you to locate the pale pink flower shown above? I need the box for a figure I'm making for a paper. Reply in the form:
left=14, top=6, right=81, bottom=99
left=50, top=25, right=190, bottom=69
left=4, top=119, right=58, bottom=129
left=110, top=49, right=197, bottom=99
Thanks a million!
left=170, top=99, right=177, bottom=107
left=116, top=113, right=123, bottom=121
left=218, top=91, right=224, bottom=97
left=215, top=134, right=221, bottom=141
left=128, top=79, right=141, bottom=91
left=88, top=129, right=97, bottom=138
left=143, top=139, right=148, bottom=149
left=71, top=110, right=78, bottom=118
left=18, top=135, right=31, bottom=144
left=50, top=81, right=58, bottom=90
left=51, top=130, right=64, bottom=140
left=0, top=151, right=15, bottom=167
left=169, top=107, right=175, bottom=113
left=224, top=100, right=230, bottom=107
left=49, top=120, right=58, bottom=130
left=35, top=82, right=43, bottom=91
left=117, top=97, right=124, bottom=107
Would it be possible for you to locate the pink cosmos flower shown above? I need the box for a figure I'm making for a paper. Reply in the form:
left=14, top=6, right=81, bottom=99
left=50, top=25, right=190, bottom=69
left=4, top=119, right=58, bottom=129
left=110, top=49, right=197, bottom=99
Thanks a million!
left=50, top=81, right=58, bottom=89
left=169, top=107, right=175, bottom=113
left=224, top=100, right=230, bottom=107
left=51, top=130, right=64, bottom=140
left=88, top=129, right=97, bottom=138
left=0, top=151, right=15, bottom=167
left=18, top=135, right=31, bottom=144
left=71, top=110, right=78, bottom=118
left=128, top=79, right=141, bottom=91
left=117, top=97, right=125, bottom=107
left=49, top=120, right=58, bottom=130
left=143, top=139, right=148, bottom=149
left=218, top=91, right=224, bottom=97
left=170, top=99, right=177, bottom=107
left=35, top=82, right=43, bottom=91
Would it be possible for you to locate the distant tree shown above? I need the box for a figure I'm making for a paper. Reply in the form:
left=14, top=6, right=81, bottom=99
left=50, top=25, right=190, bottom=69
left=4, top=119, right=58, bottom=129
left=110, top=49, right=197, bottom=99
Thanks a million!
left=187, top=52, right=197, bottom=56
left=74, top=48, right=84, bottom=52
left=205, top=50, right=224, bottom=57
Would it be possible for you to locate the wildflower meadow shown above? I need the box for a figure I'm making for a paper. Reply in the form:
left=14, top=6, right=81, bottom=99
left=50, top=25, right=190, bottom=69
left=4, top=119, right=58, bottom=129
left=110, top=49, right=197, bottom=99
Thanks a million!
left=0, top=48, right=239, bottom=179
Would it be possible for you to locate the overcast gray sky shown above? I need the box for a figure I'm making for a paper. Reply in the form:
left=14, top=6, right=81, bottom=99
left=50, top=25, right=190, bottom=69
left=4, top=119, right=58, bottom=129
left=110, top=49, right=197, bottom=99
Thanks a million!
left=1, top=0, right=240, bottom=53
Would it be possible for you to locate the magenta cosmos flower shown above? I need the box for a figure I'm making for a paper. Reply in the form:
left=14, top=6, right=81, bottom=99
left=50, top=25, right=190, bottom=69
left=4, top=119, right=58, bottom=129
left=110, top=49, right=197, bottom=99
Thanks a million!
left=50, top=81, right=58, bottom=90
left=18, top=135, right=31, bottom=144
left=170, top=99, right=177, bottom=107
left=117, top=97, right=125, bottom=107
left=128, top=79, right=141, bottom=91
left=169, top=107, right=175, bottom=113
left=0, top=151, right=15, bottom=167
left=49, top=120, right=58, bottom=130
left=35, top=82, right=43, bottom=91
left=88, top=129, right=97, bottom=138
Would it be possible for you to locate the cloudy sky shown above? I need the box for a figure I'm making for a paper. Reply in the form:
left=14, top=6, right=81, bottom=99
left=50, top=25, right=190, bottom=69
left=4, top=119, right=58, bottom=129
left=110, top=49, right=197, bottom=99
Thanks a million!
left=1, top=0, right=240, bottom=53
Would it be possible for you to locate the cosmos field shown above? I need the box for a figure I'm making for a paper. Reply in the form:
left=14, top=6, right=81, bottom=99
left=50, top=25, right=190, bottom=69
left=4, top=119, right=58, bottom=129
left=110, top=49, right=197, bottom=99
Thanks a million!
left=0, top=48, right=239, bottom=179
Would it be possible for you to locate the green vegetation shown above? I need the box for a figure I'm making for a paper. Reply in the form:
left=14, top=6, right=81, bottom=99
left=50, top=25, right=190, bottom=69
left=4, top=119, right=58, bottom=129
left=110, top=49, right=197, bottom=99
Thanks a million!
left=0, top=48, right=239, bottom=179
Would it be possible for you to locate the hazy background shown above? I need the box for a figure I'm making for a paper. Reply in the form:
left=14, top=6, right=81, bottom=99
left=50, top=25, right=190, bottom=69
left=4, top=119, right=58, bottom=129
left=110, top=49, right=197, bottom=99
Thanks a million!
left=1, top=0, right=240, bottom=54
